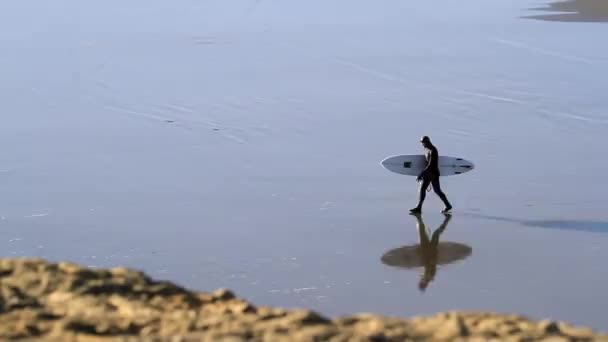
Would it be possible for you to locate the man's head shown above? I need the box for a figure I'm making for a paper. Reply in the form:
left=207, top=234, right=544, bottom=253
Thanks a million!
left=420, top=136, right=432, bottom=148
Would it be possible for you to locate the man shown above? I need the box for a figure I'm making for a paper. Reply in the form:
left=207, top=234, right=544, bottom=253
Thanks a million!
left=410, top=136, right=452, bottom=214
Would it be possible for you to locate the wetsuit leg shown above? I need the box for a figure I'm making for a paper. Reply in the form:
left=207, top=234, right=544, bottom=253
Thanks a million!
left=416, top=177, right=432, bottom=209
left=431, top=176, right=452, bottom=209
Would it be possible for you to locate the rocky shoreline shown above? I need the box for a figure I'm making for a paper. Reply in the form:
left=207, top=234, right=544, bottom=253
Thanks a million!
left=0, top=258, right=605, bottom=341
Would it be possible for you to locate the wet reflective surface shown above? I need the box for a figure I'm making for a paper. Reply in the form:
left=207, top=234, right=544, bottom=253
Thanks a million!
left=382, top=214, right=472, bottom=292
left=466, top=213, right=608, bottom=234
left=525, top=0, right=608, bottom=22
left=0, top=0, right=607, bottom=331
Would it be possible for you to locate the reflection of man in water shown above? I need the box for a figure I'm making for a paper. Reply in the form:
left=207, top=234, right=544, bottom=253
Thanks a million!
left=410, top=136, right=452, bottom=214
left=415, top=213, right=451, bottom=291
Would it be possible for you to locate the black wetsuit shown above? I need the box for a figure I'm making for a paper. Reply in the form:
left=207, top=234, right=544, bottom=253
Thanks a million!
left=417, top=144, right=451, bottom=209
left=424, top=146, right=440, bottom=178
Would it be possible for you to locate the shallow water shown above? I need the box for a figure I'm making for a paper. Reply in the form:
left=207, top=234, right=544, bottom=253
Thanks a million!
left=1, top=0, right=608, bottom=329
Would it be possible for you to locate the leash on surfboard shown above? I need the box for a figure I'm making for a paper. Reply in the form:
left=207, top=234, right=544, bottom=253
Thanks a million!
left=417, top=179, right=433, bottom=192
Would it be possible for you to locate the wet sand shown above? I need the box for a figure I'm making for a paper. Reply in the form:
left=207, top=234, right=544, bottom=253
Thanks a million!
left=525, top=0, right=608, bottom=22
left=0, top=0, right=607, bottom=331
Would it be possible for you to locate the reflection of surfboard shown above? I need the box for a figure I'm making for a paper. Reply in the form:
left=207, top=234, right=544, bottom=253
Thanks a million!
left=381, top=155, right=474, bottom=176
left=381, top=242, right=472, bottom=268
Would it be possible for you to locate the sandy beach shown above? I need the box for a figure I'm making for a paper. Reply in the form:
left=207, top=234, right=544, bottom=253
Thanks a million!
left=0, top=0, right=607, bottom=332
left=1, top=258, right=606, bottom=341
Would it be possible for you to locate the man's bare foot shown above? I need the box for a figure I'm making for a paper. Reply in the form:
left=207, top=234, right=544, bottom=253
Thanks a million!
left=409, top=207, right=422, bottom=214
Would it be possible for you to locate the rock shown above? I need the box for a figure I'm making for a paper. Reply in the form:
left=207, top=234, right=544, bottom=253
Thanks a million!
left=559, top=322, right=596, bottom=339
left=0, top=258, right=605, bottom=341
left=540, top=320, right=561, bottom=335
left=431, top=316, right=468, bottom=340
left=539, top=337, right=570, bottom=342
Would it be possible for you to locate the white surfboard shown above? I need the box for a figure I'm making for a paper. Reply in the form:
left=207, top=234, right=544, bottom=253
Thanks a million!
left=381, top=154, right=474, bottom=176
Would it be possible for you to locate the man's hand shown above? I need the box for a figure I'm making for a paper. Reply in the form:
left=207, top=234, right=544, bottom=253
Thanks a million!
left=416, top=173, right=424, bottom=182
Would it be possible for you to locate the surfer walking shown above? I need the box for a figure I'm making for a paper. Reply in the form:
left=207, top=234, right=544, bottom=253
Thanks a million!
left=410, top=136, right=452, bottom=214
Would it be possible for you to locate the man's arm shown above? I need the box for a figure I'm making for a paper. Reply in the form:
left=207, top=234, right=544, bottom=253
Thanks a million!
left=423, top=152, right=434, bottom=172
left=418, top=150, right=435, bottom=180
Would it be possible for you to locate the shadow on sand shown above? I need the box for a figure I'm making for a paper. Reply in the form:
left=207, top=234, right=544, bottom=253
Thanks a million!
left=524, top=0, right=608, bottom=22
left=381, top=214, right=472, bottom=292
left=465, top=213, right=608, bottom=234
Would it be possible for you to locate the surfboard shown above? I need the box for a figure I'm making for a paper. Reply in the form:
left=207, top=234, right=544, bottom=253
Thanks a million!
left=381, top=155, right=474, bottom=176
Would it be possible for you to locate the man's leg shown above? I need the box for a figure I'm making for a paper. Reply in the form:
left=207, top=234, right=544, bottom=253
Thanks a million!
left=411, top=178, right=431, bottom=213
left=431, top=177, right=452, bottom=211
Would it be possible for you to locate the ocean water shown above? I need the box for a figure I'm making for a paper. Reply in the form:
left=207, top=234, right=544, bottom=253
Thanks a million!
left=1, top=0, right=607, bottom=329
